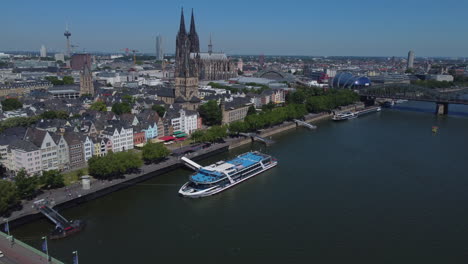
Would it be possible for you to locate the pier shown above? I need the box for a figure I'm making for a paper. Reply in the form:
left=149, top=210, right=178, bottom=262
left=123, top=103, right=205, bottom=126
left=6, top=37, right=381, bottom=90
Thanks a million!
left=293, top=119, right=317, bottom=129
left=239, top=133, right=275, bottom=145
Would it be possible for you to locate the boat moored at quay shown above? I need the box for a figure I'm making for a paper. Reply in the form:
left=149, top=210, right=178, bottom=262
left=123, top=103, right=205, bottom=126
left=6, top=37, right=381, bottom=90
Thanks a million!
left=179, top=152, right=277, bottom=198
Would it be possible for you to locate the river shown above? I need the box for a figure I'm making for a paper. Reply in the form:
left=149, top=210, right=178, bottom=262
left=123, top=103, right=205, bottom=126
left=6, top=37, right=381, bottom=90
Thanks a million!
left=12, top=101, right=468, bottom=264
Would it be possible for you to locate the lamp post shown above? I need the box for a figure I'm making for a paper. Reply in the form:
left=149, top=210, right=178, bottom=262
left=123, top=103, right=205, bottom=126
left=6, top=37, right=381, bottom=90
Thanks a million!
left=3, top=218, right=10, bottom=237
left=72, top=251, right=79, bottom=264
left=42, top=236, right=49, bottom=262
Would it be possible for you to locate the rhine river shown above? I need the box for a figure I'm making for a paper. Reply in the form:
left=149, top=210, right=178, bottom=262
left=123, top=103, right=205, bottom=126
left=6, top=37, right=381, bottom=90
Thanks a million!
left=12, top=101, right=468, bottom=264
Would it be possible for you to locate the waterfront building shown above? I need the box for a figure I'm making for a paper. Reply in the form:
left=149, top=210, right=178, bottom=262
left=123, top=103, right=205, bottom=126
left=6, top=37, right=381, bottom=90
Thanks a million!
left=82, top=135, right=94, bottom=162
left=64, top=132, right=86, bottom=169
left=133, top=127, right=147, bottom=147
left=407, top=50, right=415, bottom=69
left=220, top=98, right=251, bottom=125
left=165, top=107, right=200, bottom=135
left=24, top=128, right=59, bottom=171
left=0, top=81, right=52, bottom=97
left=52, top=134, right=70, bottom=171
left=7, top=139, right=42, bottom=175
left=101, top=125, right=134, bottom=152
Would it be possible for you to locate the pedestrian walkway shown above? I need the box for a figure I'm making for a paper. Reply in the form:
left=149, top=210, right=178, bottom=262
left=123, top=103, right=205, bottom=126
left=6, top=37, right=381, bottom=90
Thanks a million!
left=0, top=231, right=64, bottom=264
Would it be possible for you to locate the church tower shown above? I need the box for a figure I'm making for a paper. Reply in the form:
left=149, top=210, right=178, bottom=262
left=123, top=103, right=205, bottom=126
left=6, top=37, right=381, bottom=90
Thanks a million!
left=174, top=8, right=200, bottom=110
left=80, top=63, right=94, bottom=96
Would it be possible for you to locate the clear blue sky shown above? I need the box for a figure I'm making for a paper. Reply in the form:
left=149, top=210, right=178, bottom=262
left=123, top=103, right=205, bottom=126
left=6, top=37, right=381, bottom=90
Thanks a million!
left=1, top=0, right=467, bottom=57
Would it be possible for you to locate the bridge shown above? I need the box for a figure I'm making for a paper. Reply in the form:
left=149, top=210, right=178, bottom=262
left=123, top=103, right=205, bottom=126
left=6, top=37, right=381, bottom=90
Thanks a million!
left=34, top=200, right=72, bottom=230
left=358, top=85, right=468, bottom=114
left=239, top=133, right=275, bottom=145
left=293, top=119, right=317, bottom=129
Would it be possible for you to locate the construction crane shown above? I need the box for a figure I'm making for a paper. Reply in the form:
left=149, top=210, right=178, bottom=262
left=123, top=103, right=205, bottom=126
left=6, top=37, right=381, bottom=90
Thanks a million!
left=120, top=48, right=130, bottom=56
left=131, top=50, right=139, bottom=65
left=70, top=44, right=79, bottom=55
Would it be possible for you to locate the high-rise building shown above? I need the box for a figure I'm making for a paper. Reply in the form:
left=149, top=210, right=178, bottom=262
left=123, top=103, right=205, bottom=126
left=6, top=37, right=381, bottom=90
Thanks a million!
left=155, top=34, right=163, bottom=61
left=40, top=45, right=47, bottom=57
left=80, top=63, right=94, bottom=96
left=407, top=50, right=415, bottom=69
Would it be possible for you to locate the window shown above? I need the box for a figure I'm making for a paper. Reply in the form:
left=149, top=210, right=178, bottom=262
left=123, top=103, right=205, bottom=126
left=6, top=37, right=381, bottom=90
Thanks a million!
left=46, top=142, right=51, bottom=147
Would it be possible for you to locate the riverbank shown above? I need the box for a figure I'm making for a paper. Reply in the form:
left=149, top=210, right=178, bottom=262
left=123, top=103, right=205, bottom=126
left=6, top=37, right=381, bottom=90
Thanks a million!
left=4, top=103, right=364, bottom=229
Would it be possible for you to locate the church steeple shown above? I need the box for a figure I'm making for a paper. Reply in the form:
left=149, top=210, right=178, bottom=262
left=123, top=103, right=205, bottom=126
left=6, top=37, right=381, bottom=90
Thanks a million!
left=208, top=33, right=213, bottom=55
left=188, top=8, right=200, bottom=53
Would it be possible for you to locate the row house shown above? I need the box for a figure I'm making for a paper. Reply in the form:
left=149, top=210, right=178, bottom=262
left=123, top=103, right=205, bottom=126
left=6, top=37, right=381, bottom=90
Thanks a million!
left=24, top=128, right=60, bottom=171
left=133, top=127, right=147, bottom=147
left=82, top=136, right=94, bottom=161
left=166, top=108, right=200, bottom=135
left=251, top=89, right=286, bottom=108
left=64, top=132, right=86, bottom=169
left=52, top=134, right=70, bottom=171
left=101, top=125, right=134, bottom=152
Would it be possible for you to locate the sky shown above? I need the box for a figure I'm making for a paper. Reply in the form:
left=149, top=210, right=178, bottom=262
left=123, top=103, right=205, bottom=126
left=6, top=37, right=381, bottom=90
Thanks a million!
left=1, top=0, right=467, bottom=57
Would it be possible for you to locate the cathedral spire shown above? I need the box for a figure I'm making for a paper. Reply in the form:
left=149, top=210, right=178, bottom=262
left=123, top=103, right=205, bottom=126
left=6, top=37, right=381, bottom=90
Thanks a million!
left=179, top=7, right=186, bottom=34
left=188, top=8, right=200, bottom=53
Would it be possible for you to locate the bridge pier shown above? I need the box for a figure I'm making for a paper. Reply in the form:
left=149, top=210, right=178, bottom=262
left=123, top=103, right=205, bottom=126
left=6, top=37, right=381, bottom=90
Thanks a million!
left=435, top=102, right=449, bottom=115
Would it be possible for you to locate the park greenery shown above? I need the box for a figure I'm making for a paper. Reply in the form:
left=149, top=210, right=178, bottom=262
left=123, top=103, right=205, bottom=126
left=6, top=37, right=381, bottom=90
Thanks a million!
left=112, top=102, right=132, bottom=115
left=191, top=125, right=228, bottom=143
left=1, top=98, right=23, bottom=111
left=40, top=110, right=70, bottom=119
left=40, top=170, right=65, bottom=190
left=141, top=142, right=171, bottom=164
left=15, top=169, right=39, bottom=200
left=151, top=104, right=166, bottom=117
left=90, top=101, right=108, bottom=112
left=198, top=100, right=222, bottom=126
left=411, top=80, right=454, bottom=89
left=45, top=76, right=74, bottom=86
left=287, top=88, right=360, bottom=113
left=0, top=109, right=80, bottom=132
left=88, top=151, right=143, bottom=180
left=0, top=180, right=19, bottom=215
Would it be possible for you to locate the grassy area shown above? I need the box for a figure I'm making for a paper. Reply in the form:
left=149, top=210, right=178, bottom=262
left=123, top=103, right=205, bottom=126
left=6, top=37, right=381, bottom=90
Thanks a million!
left=63, top=168, right=89, bottom=186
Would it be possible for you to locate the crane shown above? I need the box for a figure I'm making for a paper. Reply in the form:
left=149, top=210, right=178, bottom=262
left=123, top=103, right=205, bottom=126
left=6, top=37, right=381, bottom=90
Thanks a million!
left=120, top=48, right=130, bottom=56
left=71, top=44, right=79, bottom=55
left=131, top=50, right=139, bottom=65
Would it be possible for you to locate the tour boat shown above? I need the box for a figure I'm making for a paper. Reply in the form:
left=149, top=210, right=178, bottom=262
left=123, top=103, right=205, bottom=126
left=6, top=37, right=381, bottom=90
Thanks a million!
left=332, top=111, right=357, bottom=121
left=179, top=152, right=277, bottom=198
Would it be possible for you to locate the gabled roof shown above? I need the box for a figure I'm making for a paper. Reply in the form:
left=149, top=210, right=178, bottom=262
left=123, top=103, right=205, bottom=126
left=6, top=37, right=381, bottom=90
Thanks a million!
left=9, top=139, right=40, bottom=152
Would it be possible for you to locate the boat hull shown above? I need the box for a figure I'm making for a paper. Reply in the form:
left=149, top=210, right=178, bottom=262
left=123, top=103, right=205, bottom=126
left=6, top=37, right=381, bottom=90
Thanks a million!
left=179, top=162, right=277, bottom=198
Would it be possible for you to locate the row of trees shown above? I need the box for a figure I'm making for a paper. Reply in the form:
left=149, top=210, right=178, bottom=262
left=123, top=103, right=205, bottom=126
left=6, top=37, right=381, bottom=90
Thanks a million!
left=287, top=88, right=359, bottom=113
left=45, top=76, right=74, bottom=86
left=228, top=104, right=307, bottom=133
left=88, top=151, right=142, bottom=180
left=191, top=126, right=228, bottom=143
left=207, top=82, right=270, bottom=95
left=0, top=169, right=65, bottom=216
left=411, top=80, right=454, bottom=89
left=88, top=142, right=172, bottom=179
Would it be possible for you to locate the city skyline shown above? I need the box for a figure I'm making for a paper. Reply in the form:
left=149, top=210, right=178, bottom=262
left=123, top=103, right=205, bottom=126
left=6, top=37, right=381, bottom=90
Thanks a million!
left=1, top=0, right=468, bottom=57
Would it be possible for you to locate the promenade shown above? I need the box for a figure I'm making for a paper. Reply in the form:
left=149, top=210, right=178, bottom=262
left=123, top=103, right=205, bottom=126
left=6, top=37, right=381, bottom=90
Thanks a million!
left=0, top=231, right=63, bottom=264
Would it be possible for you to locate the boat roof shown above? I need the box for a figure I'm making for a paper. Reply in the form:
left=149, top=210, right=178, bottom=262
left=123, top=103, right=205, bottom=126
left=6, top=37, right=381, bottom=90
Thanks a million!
left=190, top=152, right=268, bottom=184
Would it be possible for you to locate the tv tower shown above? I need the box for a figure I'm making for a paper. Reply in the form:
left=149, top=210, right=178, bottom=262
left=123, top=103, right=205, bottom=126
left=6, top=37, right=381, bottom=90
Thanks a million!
left=64, top=24, right=72, bottom=57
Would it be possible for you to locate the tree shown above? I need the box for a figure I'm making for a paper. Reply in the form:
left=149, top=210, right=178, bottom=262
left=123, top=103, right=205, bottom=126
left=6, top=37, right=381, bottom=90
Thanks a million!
left=112, top=102, right=132, bottom=115
left=228, top=121, right=248, bottom=134
left=0, top=180, right=18, bottom=215
left=261, top=102, right=276, bottom=111
left=247, top=105, right=256, bottom=116
left=62, top=76, right=74, bottom=85
left=199, top=100, right=222, bottom=126
left=1, top=98, right=23, bottom=111
left=151, top=105, right=166, bottom=117
left=190, top=130, right=206, bottom=143
left=40, top=110, right=69, bottom=120
left=76, top=169, right=84, bottom=178
left=142, top=142, right=171, bottom=164
left=90, top=101, right=107, bottom=112
left=40, top=170, right=65, bottom=189
left=88, top=151, right=142, bottom=180
left=15, top=169, right=38, bottom=200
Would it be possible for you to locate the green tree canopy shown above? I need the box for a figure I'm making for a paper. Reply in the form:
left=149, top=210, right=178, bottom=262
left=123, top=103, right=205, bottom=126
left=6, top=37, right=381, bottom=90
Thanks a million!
left=62, top=76, right=74, bottom=85
left=40, top=110, right=69, bottom=120
left=1, top=98, right=23, bottom=111
left=90, top=101, right=107, bottom=112
left=247, top=105, right=256, bottom=116
left=88, top=151, right=143, bottom=180
left=15, top=169, right=38, bottom=200
left=191, top=126, right=227, bottom=143
left=142, top=142, right=171, bottom=164
left=112, top=102, right=132, bottom=115
left=199, top=100, right=222, bottom=126
left=40, top=170, right=65, bottom=190
left=0, top=180, right=18, bottom=215
left=151, top=105, right=166, bottom=117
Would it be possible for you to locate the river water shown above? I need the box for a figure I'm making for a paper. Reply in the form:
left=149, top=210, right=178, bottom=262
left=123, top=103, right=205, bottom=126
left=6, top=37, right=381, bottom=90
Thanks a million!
left=12, top=101, right=468, bottom=264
